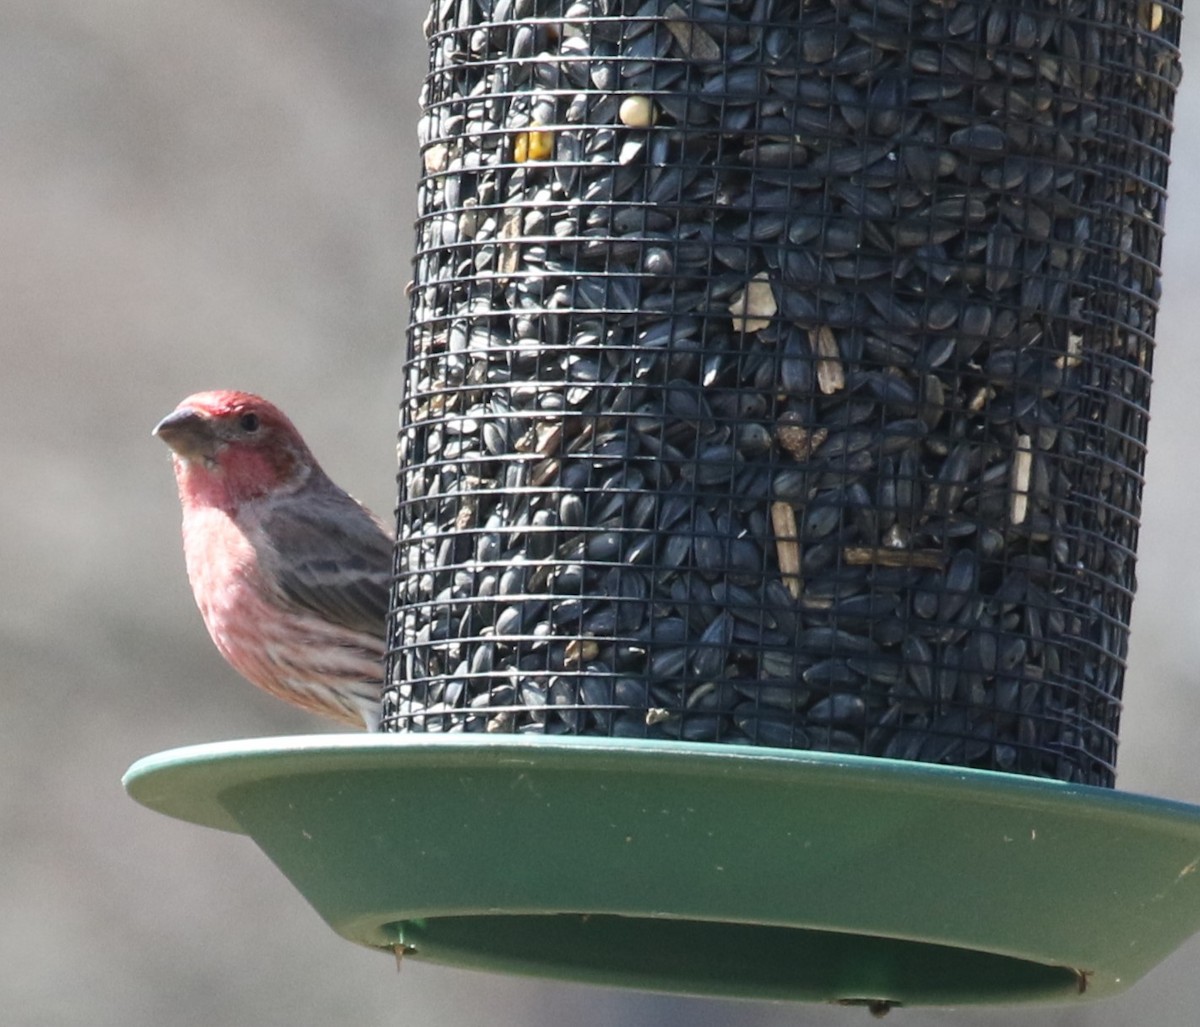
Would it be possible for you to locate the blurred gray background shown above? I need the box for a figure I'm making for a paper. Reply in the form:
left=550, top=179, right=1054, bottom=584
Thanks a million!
left=4, top=1, right=1200, bottom=1024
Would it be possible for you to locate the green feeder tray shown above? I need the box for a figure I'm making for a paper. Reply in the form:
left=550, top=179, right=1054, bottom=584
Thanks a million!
left=123, top=735, right=1200, bottom=1010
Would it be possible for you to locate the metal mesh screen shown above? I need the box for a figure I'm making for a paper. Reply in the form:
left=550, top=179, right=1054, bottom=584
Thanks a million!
left=384, top=0, right=1183, bottom=786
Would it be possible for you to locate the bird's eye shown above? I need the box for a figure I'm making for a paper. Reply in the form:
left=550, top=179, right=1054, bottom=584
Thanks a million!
left=239, top=412, right=261, bottom=433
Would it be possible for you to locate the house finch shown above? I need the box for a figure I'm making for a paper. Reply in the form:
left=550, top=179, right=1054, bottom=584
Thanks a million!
left=153, top=390, right=392, bottom=729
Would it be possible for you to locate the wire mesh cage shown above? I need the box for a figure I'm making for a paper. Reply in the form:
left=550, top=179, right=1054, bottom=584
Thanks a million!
left=384, top=0, right=1183, bottom=787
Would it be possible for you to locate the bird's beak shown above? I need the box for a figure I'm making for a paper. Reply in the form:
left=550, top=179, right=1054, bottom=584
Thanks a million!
left=153, top=407, right=218, bottom=460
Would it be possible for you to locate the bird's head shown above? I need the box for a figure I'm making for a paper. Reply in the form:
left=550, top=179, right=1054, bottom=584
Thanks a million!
left=154, top=390, right=319, bottom=510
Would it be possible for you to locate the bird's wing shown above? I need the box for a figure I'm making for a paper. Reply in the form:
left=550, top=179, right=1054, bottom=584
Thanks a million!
left=259, top=487, right=394, bottom=639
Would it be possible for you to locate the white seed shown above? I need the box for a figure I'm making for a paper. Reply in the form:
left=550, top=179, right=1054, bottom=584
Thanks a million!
left=771, top=501, right=803, bottom=599
left=618, top=95, right=657, bottom=129
left=810, top=325, right=845, bottom=395
left=1011, top=434, right=1033, bottom=526
left=423, top=142, right=449, bottom=174
left=729, top=272, right=776, bottom=332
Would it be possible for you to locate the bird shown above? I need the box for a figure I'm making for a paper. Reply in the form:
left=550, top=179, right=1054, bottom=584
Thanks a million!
left=153, top=390, right=392, bottom=729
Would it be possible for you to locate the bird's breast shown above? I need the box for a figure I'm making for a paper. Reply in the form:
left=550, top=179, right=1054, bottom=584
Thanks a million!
left=181, top=507, right=273, bottom=662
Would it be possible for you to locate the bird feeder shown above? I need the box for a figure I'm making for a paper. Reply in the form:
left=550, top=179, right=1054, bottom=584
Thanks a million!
left=126, top=0, right=1200, bottom=1013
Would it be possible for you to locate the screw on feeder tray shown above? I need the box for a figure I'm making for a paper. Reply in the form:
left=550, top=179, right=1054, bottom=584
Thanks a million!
left=393, top=942, right=417, bottom=972
left=837, top=997, right=897, bottom=1019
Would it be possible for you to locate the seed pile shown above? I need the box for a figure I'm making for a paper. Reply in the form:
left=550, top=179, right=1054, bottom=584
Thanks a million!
left=385, top=0, right=1182, bottom=786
